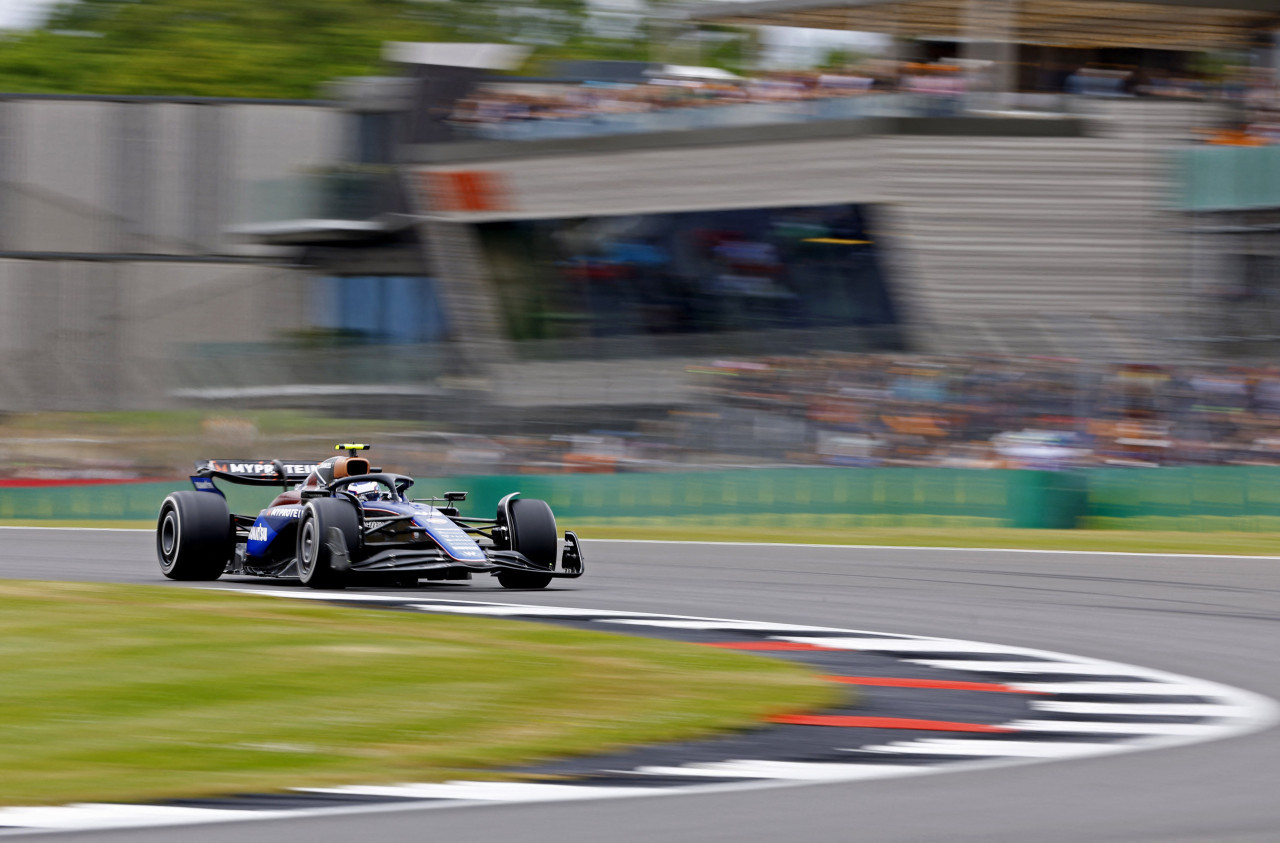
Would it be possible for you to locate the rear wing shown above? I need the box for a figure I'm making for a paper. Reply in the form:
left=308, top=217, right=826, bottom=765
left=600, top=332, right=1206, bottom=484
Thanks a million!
left=194, top=459, right=319, bottom=487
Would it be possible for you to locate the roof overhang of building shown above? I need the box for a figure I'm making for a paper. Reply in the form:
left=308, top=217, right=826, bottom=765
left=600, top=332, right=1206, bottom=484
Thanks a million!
left=225, top=218, right=414, bottom=246
left=690, top=0, right=1280, bottom=51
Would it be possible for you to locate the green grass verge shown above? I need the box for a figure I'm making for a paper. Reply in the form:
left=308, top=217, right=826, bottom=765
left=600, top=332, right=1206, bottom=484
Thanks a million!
left=4, top=520, right=1280, bottom=555
left=571, top=521, right=1280, bottom=556
left=0, top=581, right=836, bottom=806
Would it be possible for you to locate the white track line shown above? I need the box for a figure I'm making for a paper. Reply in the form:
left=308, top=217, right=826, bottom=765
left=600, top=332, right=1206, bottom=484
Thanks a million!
left=1008, top=682, right=1212, bottom=696
left=623, top=761, right=928, bottom=781
left=909, top=660, right=1148, bottom=675
left=583, top=538, right=1280, bottom=560
left=594, top=619, right=908, bottom=635
left=299, top=782, right=652, bottom=802
left=1003, top=720, right=1223, bottom=736
left=409, top=605, right=645, bottom=618
left=5, top=526, right=1280, bottom=560
left=858, top=740, right=1131, bottom=758
left=779, top=637, right=1047, bottom=654
left=0, top=803, right=295, bottom=830
left=1031, top=701, right=1249, bottom=718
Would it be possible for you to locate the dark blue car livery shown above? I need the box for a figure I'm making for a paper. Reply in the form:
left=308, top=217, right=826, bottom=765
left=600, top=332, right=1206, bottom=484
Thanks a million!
left=155, top=445, right=582, bottom=590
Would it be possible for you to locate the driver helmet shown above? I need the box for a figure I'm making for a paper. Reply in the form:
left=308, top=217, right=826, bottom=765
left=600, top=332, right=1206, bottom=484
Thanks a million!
left=347, top=480, right=382, bottom=502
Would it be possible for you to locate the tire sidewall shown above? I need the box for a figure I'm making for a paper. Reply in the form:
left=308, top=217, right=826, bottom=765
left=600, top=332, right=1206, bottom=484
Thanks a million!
left=297, top=511, right=320, bottom=583
left=155, top=492, right=230, bottom=581
left=157, top=502, right=181, bottom=575
left=297, top=498, right=358, bottom=587
left=499, top=498, right=557, bottom=589
left=508, top=498, right=557, bottom=570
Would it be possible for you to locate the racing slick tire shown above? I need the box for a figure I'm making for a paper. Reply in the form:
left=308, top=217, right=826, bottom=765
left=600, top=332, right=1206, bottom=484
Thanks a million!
left=497, top=497, right=556, bottom=590
left=156, top=491, right=233, bottom=581
left=297, top=498, right=359, bottom=589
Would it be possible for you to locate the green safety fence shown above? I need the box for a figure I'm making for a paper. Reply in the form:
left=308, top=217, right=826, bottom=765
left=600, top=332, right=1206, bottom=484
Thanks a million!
left=0, top=481, right=282, bottom=524
left=1084, top=467, right=1280, bottom=532
left=0, top=469, right=1087, bottom=529
left=9, top=467, right=1280, bottom=530
left=429, top=469, right=1085, bottom=529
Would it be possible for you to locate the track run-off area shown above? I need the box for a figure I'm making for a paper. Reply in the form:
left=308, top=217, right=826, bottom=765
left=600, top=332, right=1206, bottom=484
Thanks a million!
left=2, top=529, right=1280, bottom=842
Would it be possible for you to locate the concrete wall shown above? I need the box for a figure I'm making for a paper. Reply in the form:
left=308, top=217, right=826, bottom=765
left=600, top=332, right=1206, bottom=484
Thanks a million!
left=0, top=97, right=344, bottom=411
left=0, top=98, right=343, bottom=255
left=0, top=259, right=310, bottom=411
left=887, top=135, right=1182, bottom=359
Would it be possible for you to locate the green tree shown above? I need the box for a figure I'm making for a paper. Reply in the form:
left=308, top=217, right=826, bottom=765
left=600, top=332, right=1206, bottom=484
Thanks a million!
left=0, top=0, right=752, bottom=98
left=0, top=0, right=571, bottom=97
left=818, top=47, right=869, bottom=71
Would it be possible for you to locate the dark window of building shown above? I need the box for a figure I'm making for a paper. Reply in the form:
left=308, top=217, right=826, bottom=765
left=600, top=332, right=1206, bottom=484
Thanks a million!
left=477, top=204, right=899, bottom=350
left=311, top=275, right=448, bottom=343
left=355, top=112, right=396, bottom=164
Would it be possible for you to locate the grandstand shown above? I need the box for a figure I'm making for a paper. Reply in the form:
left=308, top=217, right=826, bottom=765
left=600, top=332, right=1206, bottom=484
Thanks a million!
left=0, top=0, right=1276, bottom=424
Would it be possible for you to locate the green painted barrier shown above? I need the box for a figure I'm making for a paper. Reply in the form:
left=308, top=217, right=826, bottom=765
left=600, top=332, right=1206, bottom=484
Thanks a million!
left=422, top=469, right=1083, bottom=529
left=12, top=467, right=1280, bottom=531
left=1084, top=467, right=1280, bottom=531
left=0, top=481, right=288, bottom=523
left=0, top=469, right=1083, bottom=528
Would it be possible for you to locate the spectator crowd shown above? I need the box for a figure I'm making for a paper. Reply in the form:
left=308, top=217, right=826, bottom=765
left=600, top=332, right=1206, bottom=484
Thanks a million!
left=10, top=353, right=1280, bottom=479
left=385, top=354, right=1280, bottom=475
left=447, top=61, right=899, bottom=131
left=671, top=354, right=1280, bottom=470
left=447, top=58, right=1280, bottom=144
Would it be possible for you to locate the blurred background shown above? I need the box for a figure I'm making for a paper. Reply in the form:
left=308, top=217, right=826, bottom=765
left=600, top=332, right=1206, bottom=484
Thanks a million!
left=2, top=0, right=1280, bottom=527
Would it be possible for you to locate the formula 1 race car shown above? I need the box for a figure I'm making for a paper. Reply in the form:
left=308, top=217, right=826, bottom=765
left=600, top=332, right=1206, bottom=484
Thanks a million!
left=156, top=444, right=584, bottom=589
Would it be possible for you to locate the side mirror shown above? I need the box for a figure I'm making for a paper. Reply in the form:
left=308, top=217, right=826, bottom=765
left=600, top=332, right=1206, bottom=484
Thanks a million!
left=444, top=491, right=467, bottom=502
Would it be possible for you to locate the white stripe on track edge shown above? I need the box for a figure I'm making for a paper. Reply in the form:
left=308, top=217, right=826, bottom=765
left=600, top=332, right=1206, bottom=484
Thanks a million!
left=778, top=637, right=1052, bottom=654
left=583, top=537, right=1280, bottom=560
left=2, top=588, right=1276, bottom=833
left=1006, top=682, right=1216, bottom=696
left=300, top=782, right=654, bottom=802
left=857, top=739, right=1133, bottom=758
left=1004, top=720, right=1223, bottom=736
left=0, top=803, right=298, bottom=830
left=4, top=526, right=1280, bottom=560
left=909, top=660, right=1153, bottom=675
left=623, top=761, right=928, bottom=781
left=1032, top=701, right=1250, bottom=717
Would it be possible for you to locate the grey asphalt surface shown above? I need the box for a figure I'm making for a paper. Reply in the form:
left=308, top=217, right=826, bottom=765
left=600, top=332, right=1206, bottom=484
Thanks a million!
left=4, top=529, right=1280, bottom=842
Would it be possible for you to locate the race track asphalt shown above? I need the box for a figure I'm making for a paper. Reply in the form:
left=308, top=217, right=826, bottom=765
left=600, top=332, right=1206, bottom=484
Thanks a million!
left=3, top=529, right=1280, bottom=842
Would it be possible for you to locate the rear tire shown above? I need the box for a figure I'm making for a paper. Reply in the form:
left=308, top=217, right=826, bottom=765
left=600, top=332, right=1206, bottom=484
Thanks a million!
left=157, top=492, right=232, bottom=581
left=297, top=498, right=359, bottom=589
left=497, top=498, right=556, bottom=589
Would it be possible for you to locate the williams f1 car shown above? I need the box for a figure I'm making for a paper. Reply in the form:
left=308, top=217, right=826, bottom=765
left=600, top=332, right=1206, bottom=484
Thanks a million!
left=156, top=444, right=584, bottom=589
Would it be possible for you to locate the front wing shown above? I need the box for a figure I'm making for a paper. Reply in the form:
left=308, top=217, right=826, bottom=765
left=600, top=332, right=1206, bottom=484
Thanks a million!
left=321, top=530, right=585, bottom=579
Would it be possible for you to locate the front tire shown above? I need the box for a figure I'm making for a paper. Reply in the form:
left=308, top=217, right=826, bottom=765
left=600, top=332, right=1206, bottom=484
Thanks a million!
left=297, top=498, right=359, bottom=589
left=157, top=492, right=232, bottom=581
left=497, top=498, right=556, bottom=589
